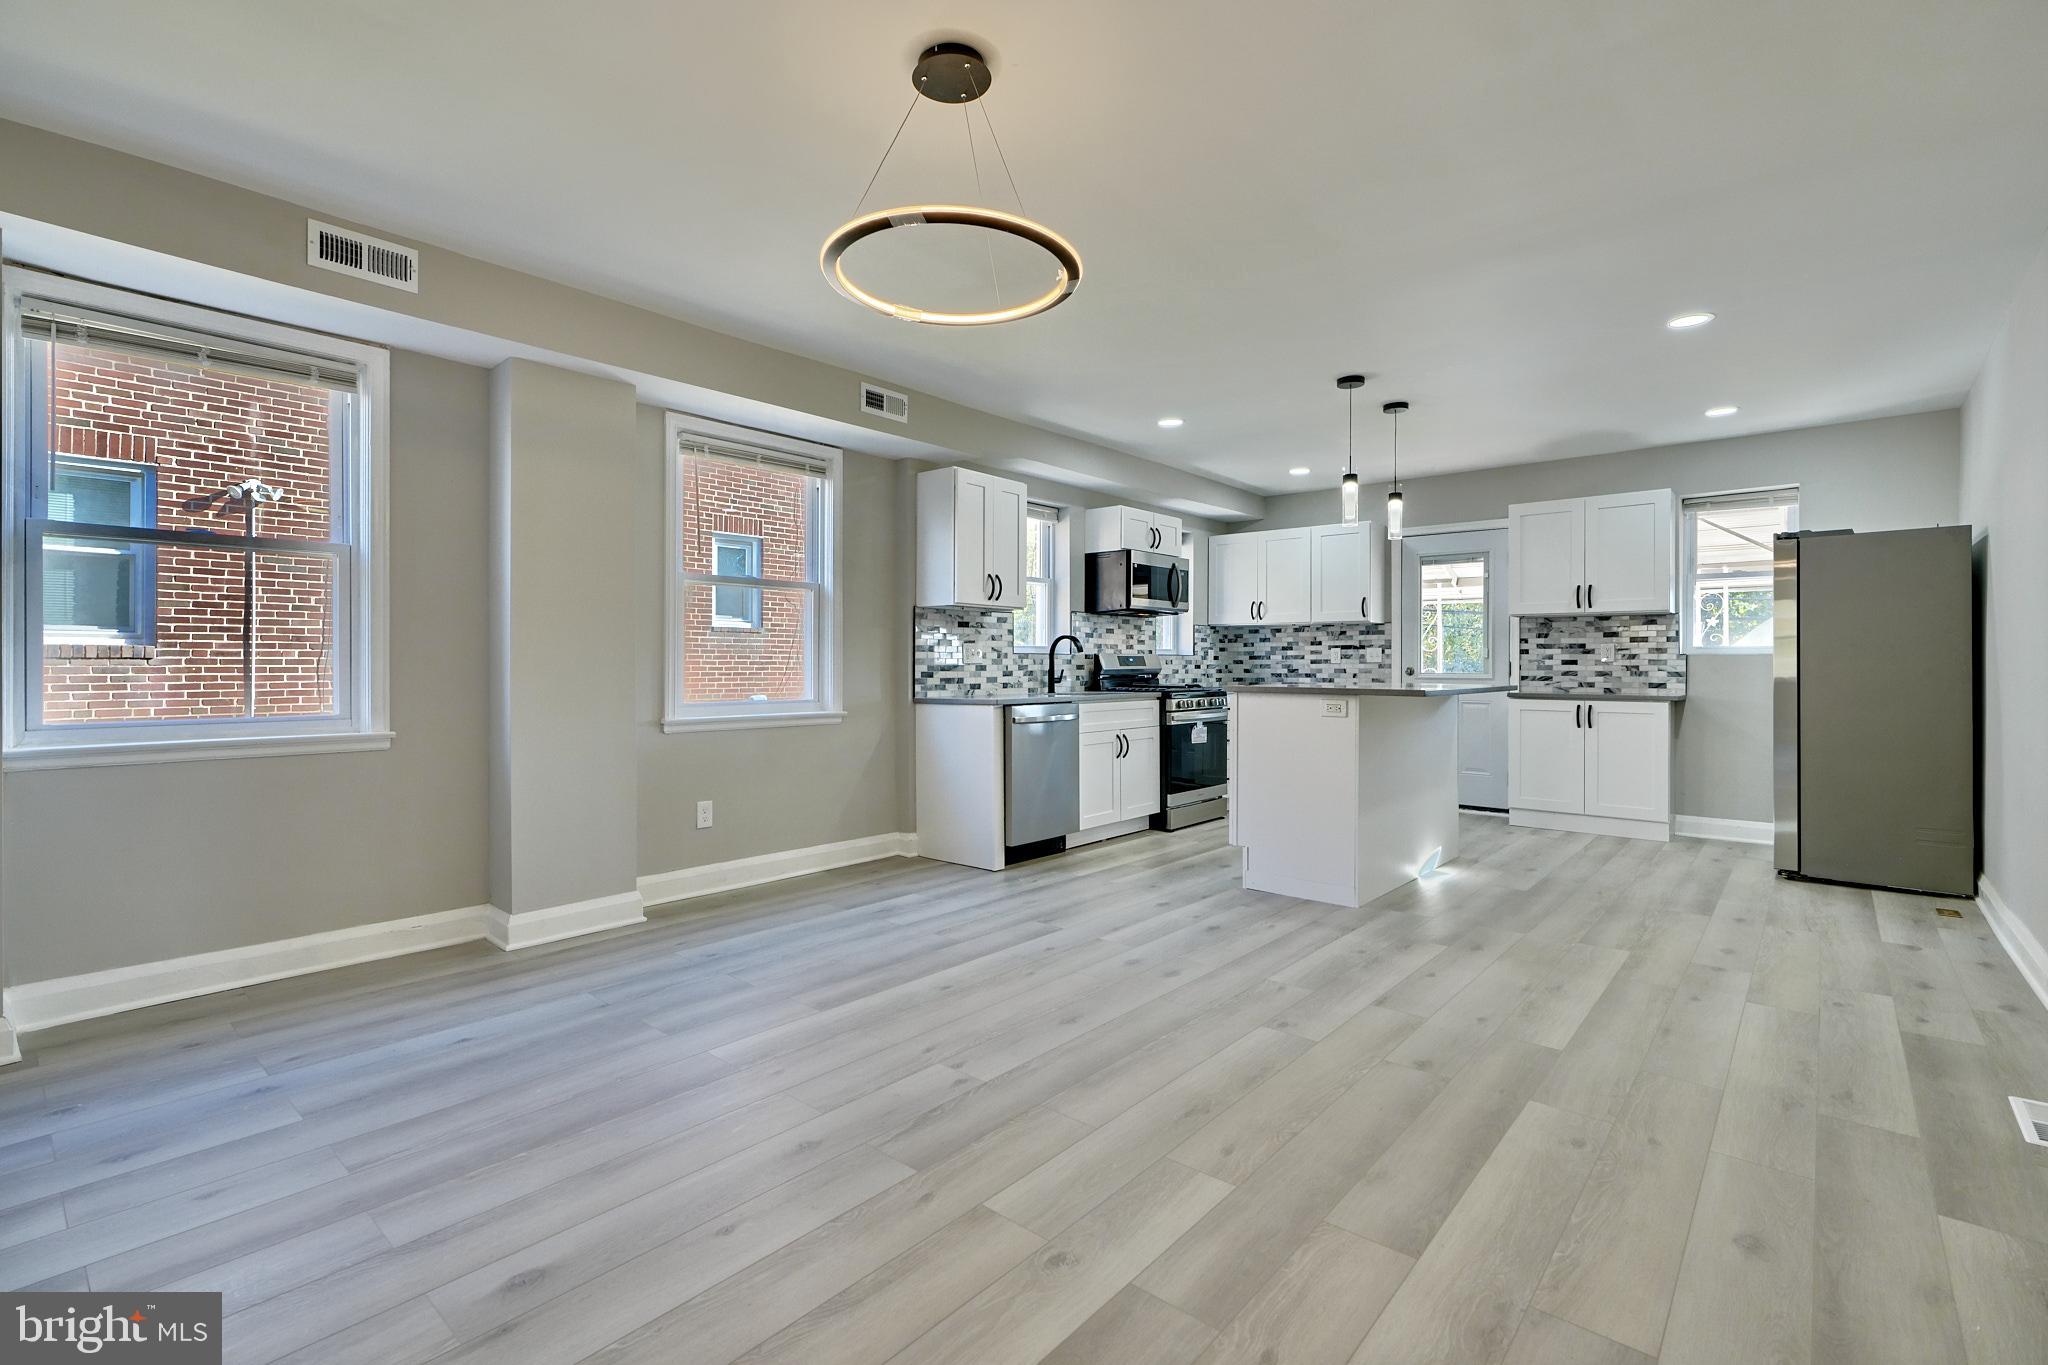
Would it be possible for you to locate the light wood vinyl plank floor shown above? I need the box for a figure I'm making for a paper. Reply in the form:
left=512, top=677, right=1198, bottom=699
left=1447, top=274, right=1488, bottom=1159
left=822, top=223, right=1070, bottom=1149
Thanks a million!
left=2, top=815, right=2042, bottom=1364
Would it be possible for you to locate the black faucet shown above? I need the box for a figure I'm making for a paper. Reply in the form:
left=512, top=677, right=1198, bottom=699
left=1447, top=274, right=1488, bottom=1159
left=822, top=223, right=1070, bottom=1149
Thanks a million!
left=1048, top=634, right=1085, bottom=695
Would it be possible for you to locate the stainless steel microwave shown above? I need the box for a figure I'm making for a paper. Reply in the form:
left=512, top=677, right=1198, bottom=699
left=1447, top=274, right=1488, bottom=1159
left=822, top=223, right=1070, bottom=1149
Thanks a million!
left=1085, top=549, right=1190, bottom=615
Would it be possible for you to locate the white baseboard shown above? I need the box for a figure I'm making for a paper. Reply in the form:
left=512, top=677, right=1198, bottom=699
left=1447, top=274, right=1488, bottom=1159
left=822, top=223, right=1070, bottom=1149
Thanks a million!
left=0, top=1015, right=18, bottom=1067
left=1, top=905, right=491, bottom=1034
left=637, top=832, right=919, bottom=908
left=1674, top=815, right=1775, bottom=845
left=1510, top=808, right=1670, bottom=843
left=1977, top=876, right=2048, bottom=1016
left=484, top=891, right=647, bottom=951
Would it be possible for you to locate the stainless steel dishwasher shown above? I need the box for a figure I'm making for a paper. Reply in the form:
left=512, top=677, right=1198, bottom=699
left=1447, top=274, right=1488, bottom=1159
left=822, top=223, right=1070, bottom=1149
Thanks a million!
left=1005, top=702, right=1080, bottom=852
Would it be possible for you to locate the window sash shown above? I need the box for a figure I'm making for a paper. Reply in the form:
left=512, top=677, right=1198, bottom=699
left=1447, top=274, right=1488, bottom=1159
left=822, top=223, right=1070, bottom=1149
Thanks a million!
left=1682, top=488, right=1798, bottom=652
left=4, top=270, right=387, bottom=758
left=1416, top=552, right=1491, bottom=678
left=1017, top=505, right=1060, bottom=651
left=666, top=414, right=840, bottom=723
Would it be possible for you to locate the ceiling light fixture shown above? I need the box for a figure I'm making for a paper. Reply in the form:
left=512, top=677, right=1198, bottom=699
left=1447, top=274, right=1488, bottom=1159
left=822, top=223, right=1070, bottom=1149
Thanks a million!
left=1666, top=312, right=1715, bottom=330
left=1289, top=466, right=1312, bottom=476
left=1704, top=405, right=1739, bottom=417
left=1157, top=417, right=1184, bottom=429
left=1337, top=374, right=1365, bottom=525
left=1383, top=400, right=1409, bottom=541
left=821, top=43, right=1080, bottom=326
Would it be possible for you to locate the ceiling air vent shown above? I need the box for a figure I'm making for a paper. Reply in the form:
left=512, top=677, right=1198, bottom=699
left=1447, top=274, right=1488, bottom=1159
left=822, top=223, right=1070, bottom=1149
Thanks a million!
left=860, top=382, right=909, bottom=423
left=307, top=220, right=420, bottom=292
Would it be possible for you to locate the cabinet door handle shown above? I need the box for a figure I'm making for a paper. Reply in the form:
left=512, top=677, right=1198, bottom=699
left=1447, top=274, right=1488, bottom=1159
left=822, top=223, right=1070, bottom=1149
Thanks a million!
left=1575, top=703, right=1583, bottom=729
left=994, top=574, right=1003, bottom=601
left=1587, top=704, right=1595, bottom=729
left=1360, top=595, right=1368, bottom=620
left=985, top=573, right=995, bottom=601
left=1574, top=584, right=1582, bottom=609
left=1587, top=583, right=1594, bottom=608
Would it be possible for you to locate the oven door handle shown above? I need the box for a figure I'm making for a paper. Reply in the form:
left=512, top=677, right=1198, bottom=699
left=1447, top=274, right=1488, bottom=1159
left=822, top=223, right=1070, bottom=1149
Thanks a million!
left=1167, top=711, right=1229, bottom=726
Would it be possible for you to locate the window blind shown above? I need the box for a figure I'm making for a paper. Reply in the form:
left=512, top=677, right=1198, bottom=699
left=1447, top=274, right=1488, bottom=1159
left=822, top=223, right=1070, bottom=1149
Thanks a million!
left=1682, top=487, right=1798, bottom=512
left=677, top=434, right=832, bottom=479
left=21, top=303, right=364, bottom=390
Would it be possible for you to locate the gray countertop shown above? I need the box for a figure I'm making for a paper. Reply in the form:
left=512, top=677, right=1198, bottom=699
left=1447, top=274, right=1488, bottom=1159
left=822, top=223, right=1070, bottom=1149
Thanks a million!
left=913, top=691, right=1164, bottom=706
left=1508, top=689, right=1686, bottom=703
left=1226, top=683, right=1514, bottom=698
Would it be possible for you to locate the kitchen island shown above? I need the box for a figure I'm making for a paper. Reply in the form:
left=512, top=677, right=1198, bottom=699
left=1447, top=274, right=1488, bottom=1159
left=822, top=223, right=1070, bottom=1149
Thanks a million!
left=1228, top=683, right=1512, bottom=908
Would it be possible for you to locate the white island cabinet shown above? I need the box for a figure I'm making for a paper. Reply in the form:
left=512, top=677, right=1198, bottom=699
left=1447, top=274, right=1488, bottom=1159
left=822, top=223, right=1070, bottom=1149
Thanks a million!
left=1227, top=683, right=1509, bottom=908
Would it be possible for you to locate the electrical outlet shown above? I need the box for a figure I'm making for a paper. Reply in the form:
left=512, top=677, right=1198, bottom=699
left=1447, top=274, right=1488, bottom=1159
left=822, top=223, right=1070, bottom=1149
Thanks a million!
left=1323, top=700, right=1350, bottom=718
left=696, top=800, right=714, bottom=829
left=964, top=643, right=989, bottom=664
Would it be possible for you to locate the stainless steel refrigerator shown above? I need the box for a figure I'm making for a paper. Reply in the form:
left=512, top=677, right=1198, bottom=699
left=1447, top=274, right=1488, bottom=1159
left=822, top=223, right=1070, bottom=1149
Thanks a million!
left=1773, top=525, right=1974, bottom=896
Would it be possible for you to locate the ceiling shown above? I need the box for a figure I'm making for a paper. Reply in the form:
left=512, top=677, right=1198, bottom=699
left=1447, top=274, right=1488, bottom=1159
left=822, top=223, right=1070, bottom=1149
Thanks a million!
left=2, top=1, right=2046, bottom=493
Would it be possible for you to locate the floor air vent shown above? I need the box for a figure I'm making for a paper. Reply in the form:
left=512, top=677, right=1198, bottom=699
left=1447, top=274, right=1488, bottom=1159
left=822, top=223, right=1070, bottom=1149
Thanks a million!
left=2012, top=1096, right=2048, bottom=1147
left=861, top=382, right=909, bottom=423
left=307, top=220, right=420, bottom=292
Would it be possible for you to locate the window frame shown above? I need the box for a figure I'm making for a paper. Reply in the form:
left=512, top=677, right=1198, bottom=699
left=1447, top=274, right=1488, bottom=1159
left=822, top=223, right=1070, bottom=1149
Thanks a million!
left=1415, top=550, right=1492, bottom=680
left=1014, top=502, right=1062, bottom=653
left=1681, top=486, right=1799, bottom=655
left=663, top=412, right=842, bottom=732
left=2, top=269, right=391, bottom=769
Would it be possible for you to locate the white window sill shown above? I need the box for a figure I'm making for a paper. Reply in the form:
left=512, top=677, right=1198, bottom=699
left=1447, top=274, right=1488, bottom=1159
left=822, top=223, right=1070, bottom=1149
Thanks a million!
left=662, top=710, right=846, bottom=734
left=4, top=730, right=395, bottom=771
left=1689, top=646, right=1772, bottom=657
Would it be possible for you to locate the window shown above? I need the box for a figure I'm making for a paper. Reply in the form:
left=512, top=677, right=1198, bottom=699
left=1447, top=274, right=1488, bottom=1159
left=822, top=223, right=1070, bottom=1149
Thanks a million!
left=1683, top=489, right=1799, bottom=651
left=44, top=456, right=157, bottom=644
left=667, top=414, right=840, bottom=729
left=4, top=271, right=389, bottom=766
left=1418, top=554, right=1490, bottom=676
left=1015, top=503, right=1060, bottom=650
left=1159, top=530, right=1196, bottom=655
left=710, top=533, right=764, bottom=628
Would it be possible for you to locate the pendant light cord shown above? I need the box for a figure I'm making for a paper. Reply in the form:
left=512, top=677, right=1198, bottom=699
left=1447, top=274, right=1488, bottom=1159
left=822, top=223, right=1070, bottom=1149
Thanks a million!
left=1390, top=408, right=1400, bottom=490
left=853, top=92, right=922, bottom=216
left=1346, top=390, right=1355, bottom=476
left=964, top=73, right=1004, bottom=307
left=979, top=100, right=1027, bottom=214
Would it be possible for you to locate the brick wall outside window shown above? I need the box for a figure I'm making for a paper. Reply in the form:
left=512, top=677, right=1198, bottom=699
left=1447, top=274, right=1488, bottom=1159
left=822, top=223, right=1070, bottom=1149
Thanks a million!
left=38, top=343, right=339, bottom=724
left=680, top=456, right=813, bottom=703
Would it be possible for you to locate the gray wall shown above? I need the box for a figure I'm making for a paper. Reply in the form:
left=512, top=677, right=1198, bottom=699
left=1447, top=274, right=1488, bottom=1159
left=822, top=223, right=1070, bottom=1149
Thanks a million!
left=634, top=410, right=913, bottom=875
left=1254, top=410, right=1962, bottom=823
left=0, top=351, right=492, bottom=982
left=489, top=361, right=639, bottom=915
left=1962, top=236, right=2048, bottom=946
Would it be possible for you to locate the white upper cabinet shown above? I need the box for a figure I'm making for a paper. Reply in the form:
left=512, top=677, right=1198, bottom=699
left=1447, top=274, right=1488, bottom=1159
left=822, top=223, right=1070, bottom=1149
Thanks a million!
left=1583, top=490, right=1675, bottom=613
left=1259, top=528, right=1314, bottom=623
left=1311, top=524, right=1374, bottom=623
left=1208, top=521, right=1376, bottom=626
left=1507, top=488, right=1673, bottom=615
left=916, top=466, right=1029, bottom=610
left=1507, top=498, right=1586, bottom=616
left=1084, top=505, right=1184, bottom=554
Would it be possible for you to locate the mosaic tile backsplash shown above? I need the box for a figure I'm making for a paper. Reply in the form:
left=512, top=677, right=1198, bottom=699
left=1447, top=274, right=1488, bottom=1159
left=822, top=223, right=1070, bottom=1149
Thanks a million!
left=912, top=608, right=1392, bottom=697
left=1517, top=614, right=1687, bottom=695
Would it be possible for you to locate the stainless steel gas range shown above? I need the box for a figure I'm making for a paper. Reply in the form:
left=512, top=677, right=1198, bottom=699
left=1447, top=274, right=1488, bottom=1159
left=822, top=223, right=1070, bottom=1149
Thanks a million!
left=1091, top=654, right=1228, bottom=831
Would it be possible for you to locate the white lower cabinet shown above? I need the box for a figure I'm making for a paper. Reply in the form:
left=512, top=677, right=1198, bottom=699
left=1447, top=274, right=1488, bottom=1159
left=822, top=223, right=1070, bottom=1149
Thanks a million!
left=1078, top=703, right=1161, bottom=831
left=1508, top=697, right=1673, bottom=840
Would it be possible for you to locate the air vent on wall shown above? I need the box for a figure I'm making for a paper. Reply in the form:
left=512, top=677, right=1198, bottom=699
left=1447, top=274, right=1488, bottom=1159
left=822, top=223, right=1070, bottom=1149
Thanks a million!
left=861, top=382, right=909, bottom=423
left=307, top=220, right=420, bottom=292
left=2013, top=1096, right=2048, bottom=1147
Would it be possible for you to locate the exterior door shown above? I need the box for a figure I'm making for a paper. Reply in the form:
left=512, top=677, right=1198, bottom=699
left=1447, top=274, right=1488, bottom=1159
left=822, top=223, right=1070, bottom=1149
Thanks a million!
left=1401, top=528, right=1511, bottom=809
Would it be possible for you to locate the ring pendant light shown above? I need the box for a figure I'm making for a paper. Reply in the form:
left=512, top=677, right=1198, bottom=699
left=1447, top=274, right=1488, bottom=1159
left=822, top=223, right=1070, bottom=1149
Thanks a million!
left=822, top=43, right=1081, bottom=326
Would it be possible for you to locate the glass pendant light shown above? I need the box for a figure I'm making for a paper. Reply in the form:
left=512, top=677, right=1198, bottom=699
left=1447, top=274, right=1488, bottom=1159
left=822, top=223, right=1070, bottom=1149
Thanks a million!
left=1336, top=374, right=1364, bottom=525
left=1383, top=400, right=1409, bottom=541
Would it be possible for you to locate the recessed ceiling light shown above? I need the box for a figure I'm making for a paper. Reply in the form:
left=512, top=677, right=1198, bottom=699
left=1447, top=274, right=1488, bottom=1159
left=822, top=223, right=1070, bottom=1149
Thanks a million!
left=1288, top=466, right=1311, bottom=476
left=1156, top=417, right=1184, bottom=428
left=1667, top=312, right=1715, bottom=330
left=1704, top=405, right=1738, bottom=417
